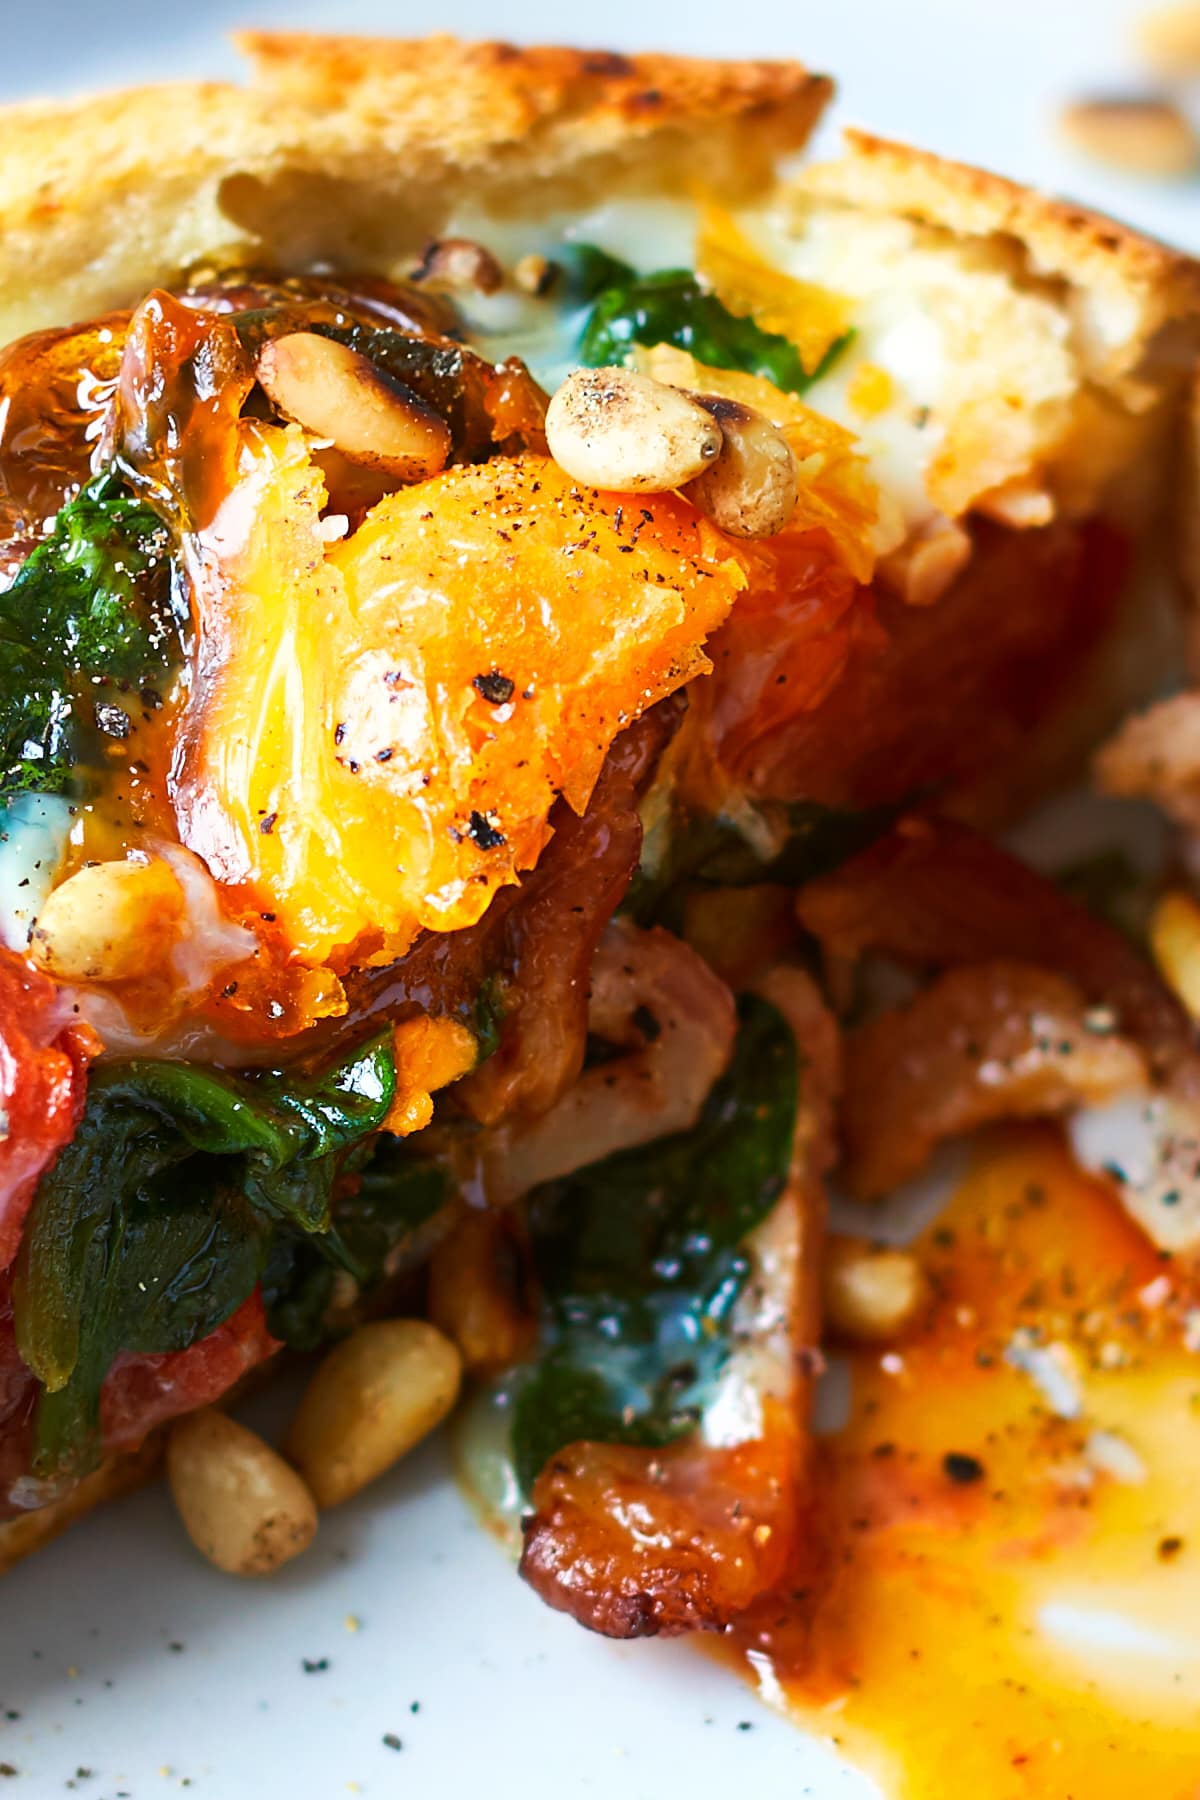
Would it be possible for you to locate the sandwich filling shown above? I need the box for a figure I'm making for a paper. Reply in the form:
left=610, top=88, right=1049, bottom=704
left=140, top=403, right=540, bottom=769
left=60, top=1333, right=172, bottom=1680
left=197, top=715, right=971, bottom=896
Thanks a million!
left=0, top=186, right=1192, bottom=1653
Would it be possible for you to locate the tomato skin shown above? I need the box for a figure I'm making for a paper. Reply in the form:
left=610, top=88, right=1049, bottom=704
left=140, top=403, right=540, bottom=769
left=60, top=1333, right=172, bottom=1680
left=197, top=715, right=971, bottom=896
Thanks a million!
left=0, top=1283, right=279, bottom=1516
left=100, top=1290, right=279, bottom=1452
left=0, top=950, right=93, bottom=1275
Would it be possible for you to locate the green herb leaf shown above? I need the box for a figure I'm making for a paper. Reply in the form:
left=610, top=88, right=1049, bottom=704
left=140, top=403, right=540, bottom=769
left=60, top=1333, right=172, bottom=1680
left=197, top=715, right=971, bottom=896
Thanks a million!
left=0, top=469, right=184, bottom=801
left=13, top=1033, right=397, bottom=1477
left=553, top=243, right=637, bottom=305
left=263, top=1141, right=453, bottom=1351
left=512, top=994, right=797, bottom=1492
left=579, top=268, right=852, bottom=396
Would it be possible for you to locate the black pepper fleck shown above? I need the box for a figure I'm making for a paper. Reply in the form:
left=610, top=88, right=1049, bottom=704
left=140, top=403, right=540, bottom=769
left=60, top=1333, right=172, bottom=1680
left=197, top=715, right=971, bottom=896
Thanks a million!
left=383, top=1734, right=403, bottom=1751
left=94, top=703, right=131, bottom=740
left=258, top=813, right=277, bottom=835
left=473, top=670, right=515, bottom=705
left=467, top=810, right=506, bottom=850
left=943, top=1451, right=986, bottom=1485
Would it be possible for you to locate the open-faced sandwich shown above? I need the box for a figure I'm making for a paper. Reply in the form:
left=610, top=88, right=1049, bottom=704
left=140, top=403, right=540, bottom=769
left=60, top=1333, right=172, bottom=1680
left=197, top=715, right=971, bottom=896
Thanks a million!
left=3, top=31, right=1200, bottom=1785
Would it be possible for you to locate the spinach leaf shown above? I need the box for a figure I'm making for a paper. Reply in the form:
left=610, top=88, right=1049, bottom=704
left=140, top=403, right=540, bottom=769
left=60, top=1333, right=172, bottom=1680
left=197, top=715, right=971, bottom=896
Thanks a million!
left=263, top=1141, right=452, bottom=1351
left=0, top=469, right=184, bottom=801
left=472, top=974, right=507, bottom=1064
left=553, top=243, right=636, bottom=305
left=579, top=268, right=852, bottom=396
left=628, top=795, right=896, bottom=930
left=13, top=1033, right=397, bottom=1477
left=512, top=994, right=797, bottom=1492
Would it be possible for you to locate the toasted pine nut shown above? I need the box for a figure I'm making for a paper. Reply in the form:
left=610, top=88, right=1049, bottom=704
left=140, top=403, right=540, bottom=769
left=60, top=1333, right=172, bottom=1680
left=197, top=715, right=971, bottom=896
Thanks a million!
left=29, top=855, right=185, bottom=983
left=1136, top=3, right=1200, bottom=73
left=257, top=333, right=451, bottom=481
left=1058, top=95, right=1200, bottom=177
left=414, top=237, right=504, bottom=295
left=681, top=396, right=798, bottom=538
left=824, top=1236, right=931, bottom=1344
left=545, top=366, right=723, bottom=493
left=166, top=1410, right=318, bottom=1577
left=514, top=253, right=557, bottom=297
left=428, top=1211, right=532, bottom=1373
left=286, top=1320, right=462, bottom=1508
left=1149, top=890, right=1200, bottom=1020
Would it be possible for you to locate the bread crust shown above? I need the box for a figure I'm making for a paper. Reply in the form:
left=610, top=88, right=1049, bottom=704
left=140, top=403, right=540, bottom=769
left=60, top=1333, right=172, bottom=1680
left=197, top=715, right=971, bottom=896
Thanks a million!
left=801, top=129, right=1200, bottom=381
left=0, top=33, right=831, bottom=343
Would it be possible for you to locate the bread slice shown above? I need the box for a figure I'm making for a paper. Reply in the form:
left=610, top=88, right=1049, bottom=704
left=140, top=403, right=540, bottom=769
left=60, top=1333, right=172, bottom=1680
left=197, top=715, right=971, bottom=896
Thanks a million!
left=0, top=34, right=830, bottom=345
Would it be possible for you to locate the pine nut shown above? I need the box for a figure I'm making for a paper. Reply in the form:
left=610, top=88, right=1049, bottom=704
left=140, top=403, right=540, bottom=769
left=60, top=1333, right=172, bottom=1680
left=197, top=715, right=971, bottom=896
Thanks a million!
left=1059, top=95, right=1200, bottom=178
left=413, top=237, right=504, bottom=295
left=514, top=254, right=557, bottom=297
left=166, top=1410, right=318, bottom=1577
left=545, top=366, right=723, bottom=493
left=681, top=396, right=798, bottom=538
left=1149, top=890, right=1200, bottom=1019
left=28, top=855, right=186, bottom=983
left=1136, top=3, right=1200, bottom=74
left=285, top=1320, right=462, bottom=1508
left=824, top=1236, right=931, bottom=1344
left=256, top=333, right=451, bottom=480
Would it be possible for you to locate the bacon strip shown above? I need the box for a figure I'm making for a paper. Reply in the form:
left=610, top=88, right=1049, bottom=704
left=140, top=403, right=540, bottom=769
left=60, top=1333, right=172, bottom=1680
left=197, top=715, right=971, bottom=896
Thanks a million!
left=796, top=815, right=1192, bottom=1069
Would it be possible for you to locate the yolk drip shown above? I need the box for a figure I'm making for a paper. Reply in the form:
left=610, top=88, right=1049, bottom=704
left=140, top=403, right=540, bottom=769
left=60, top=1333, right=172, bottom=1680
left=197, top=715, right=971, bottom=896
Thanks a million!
left=724, top=1125, right=1200, bottom=1799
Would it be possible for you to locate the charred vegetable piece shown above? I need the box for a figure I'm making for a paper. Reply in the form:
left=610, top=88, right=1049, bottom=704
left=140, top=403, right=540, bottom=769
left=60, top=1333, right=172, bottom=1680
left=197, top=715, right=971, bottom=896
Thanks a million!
left=628, top=793, right=896, bottom=930
left=579, top=268, right=853, bottom=396
left=511, top=994, right=796, bottom=1493
left=13, top=1033, right=397, bottom=1479
left=0, top=468, right=182, bottom=801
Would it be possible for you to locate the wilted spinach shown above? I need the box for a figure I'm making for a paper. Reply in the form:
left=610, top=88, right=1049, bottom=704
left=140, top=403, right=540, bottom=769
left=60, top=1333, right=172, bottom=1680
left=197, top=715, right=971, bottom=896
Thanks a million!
left=579, top=266, right=852, bottom=396
left=14, top=1033, right=398, bottom=1478
left=263, top=1141, right=453, bottom=1352
left=0, top=468, right=185, bottom=802
left=511, top=995, right=797, bottom=1492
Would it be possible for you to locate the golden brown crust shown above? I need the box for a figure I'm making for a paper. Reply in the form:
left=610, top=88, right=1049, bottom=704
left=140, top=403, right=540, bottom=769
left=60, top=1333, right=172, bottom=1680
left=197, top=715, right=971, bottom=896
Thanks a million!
left=0, top=34, right=831, bottom=343
left=0, top=1436, right=163, bottom=1575
left=801, top=128, right=1200, bottom=380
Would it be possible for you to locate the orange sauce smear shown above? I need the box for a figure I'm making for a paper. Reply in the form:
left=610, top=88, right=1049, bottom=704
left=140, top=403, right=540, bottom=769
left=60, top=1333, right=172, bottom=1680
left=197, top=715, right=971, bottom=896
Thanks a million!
left=724, top=1125, right=1200, bottom=1799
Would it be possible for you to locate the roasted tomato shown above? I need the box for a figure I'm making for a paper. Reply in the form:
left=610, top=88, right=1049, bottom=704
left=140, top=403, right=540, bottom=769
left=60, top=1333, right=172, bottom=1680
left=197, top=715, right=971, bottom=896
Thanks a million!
left=0, top=953, right=93, bottom=1274
left=0, top=1284, right=278, bottom=1515
left=732, top=518, right=1125, bottom=815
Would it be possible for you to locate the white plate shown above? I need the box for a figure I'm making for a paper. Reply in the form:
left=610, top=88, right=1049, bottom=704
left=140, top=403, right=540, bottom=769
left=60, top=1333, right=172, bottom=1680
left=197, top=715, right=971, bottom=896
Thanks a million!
left=0, top=4, right=1196, bottom=1794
